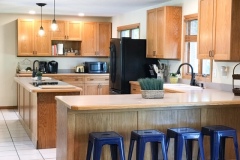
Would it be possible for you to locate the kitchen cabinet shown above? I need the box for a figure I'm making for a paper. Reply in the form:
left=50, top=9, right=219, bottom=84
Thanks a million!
left=198, top=0, right=240, bottom=61
left=51, top=20, right=82, bottom=40
left=81, top=22, right=111, bottom=57
left=18, top=19, right=51, bottom=56
left=146, top=6, right=182, bottom=59
left=84, top=75, right=109, bottom=95
left=131, top=83, right=141, bottom=94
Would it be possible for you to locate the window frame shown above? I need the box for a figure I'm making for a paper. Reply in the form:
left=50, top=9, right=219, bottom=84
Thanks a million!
left=117, top=23, right=140, bottom=39
left=183, top=14, right=212, bottom=82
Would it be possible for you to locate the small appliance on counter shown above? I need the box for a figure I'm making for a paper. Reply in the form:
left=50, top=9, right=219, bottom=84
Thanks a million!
left=75, top=65, right=85, bottom=73
left=85, top=62, right=108, bottom=73
left=48, top=61, right=58, bottom=73
left=39, top=61, right=48, bottom=73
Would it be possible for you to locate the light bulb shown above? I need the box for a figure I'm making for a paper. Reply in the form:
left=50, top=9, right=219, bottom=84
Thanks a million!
left=38, top=26, right=45, bottom=36
left=51, top=20, right=58, bottom=31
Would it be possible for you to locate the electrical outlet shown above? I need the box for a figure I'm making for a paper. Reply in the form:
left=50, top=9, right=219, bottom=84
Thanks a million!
left=213, top=69, right=217, bottom=77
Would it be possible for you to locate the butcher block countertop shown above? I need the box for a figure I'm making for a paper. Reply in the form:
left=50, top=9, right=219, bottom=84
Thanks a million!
left=55, top=87, right=240, bottom=111
left=14, top=77, right=82, bottom=93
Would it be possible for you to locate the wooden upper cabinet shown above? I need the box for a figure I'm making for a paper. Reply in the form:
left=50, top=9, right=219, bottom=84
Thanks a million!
left=34, top=20, right=51, bottom=56
left=198, top=0, right=240, bottom=61
left=146, top=6, right=182, bottom=59
left=18, top=19, right=51, bottom=56
left=51, top=21, right=82, bottom=40
left=81, top=22, right=111, bottom=57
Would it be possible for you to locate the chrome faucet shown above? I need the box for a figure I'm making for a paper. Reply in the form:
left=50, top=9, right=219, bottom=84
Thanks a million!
left=176, top=63, right=197, bottom=86
left=32, top=60, right=39, bottom=77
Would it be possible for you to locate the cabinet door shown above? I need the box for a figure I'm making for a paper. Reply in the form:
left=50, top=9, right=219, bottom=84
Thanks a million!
left=198, top=0, right=214, bottom=59
left=18, top=19, right=34, bottom=56
left=67, top=21, right=82, bottom=40
left=34, top=20, right=51, bottom=56
left=51, top=20, right=67, bottom=40
left=213, top=0, right=231, bottom=60
left=131, top=84, right=141, bottom=94
left=84, top=84, right=99, bottom=95
left=146, top=9, right=157, bottom=58
left=163, top=6, right=182, bottom=59
left=96, top=22, right=111, bottom=56
left=81, top=22, right=97, bottom=56
left=99, top=84, right=109, bottom=95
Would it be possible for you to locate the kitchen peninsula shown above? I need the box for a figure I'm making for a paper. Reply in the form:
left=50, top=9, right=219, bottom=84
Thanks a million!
left=14, top=77, right=81, bottom=149
left=55, top=88, right=240, bottom=160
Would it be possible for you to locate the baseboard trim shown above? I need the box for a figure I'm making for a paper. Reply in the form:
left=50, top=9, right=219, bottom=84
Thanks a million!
left=0, top=106, right=17, bottom=109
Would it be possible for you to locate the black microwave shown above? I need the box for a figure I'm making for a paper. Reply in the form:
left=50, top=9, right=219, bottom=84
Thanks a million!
left=85, top=62, right=108, bottom=73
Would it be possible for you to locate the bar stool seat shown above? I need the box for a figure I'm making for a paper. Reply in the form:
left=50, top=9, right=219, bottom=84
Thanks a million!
left=201, top=125, right=239, bottom=160
left=128, top=129, right=167, bottom=160
left=166, top=127, right=205, bottom=160
left=86, top=131, right=125, bottom=160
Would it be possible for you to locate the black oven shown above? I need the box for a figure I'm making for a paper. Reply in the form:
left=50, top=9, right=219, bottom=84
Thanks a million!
left=85, top=62, right=108, bottom=73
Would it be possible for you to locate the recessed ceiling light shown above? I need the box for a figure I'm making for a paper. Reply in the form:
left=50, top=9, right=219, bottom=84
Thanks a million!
left=29, top=10, right=36, bottom=14
left=78, top=13, right=85, bottom=17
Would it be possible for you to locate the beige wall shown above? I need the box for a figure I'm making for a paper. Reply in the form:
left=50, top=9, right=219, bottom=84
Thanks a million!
left=112, top=0, right=240, bottom=86
left=0, top=14, right=110, bottom=106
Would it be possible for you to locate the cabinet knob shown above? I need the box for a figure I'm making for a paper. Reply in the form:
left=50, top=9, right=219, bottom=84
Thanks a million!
left=153, top=51, right=156, bottom=56
left=211, top=50, right=214, bottom=57
left=133, top=89, right=136, bottom=91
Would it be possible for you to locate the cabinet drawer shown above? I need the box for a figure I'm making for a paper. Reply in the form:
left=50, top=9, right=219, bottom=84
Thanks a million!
left=131, top=84, right=141, bottom=94
left=52, top=76, right=84, bottom=83
left=85, top=75, right=109, bottom=84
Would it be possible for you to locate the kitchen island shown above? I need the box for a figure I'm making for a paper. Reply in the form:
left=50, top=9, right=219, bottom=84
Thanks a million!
left=55, top=88, right=240, bottom=160
left=14, top=77, right=81, bottom=149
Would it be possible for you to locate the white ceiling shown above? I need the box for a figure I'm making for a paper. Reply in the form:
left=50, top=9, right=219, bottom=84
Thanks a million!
left=0, top=0, right=172, bottom=17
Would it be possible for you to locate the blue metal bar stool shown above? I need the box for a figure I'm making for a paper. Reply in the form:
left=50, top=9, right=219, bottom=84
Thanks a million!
left=201, top=125, right=239, bottom=160
left=166, top=127, right=205, bottom=160
left=86, top=131, right=125, bottom=160
left=128, top=129, right=168, bottom=160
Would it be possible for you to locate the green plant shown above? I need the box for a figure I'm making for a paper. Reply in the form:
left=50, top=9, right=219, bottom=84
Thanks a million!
left=138, top=78, right=163, bottom=90
left=169, top=73, right=178, bottom=77
left=36, top=71, right=42, bottom=77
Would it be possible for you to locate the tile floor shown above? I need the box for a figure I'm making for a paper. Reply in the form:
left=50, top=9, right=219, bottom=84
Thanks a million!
left=0, top=109, right=56, bottom=160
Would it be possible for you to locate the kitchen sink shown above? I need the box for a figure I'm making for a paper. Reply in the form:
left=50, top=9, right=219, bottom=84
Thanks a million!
left=30, top=81, right=58, bottom=87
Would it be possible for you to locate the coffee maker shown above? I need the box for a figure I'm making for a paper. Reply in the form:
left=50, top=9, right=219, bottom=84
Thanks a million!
left=39, top=61, right=48, bottom=73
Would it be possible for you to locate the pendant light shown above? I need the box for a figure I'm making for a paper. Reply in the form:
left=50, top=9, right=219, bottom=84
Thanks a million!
left=36, top=3, right=46, bottom=36
left=51, top=0, right=58, bottom=31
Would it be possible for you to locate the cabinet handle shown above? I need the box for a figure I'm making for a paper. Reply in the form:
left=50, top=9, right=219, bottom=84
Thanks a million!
left=209, top=50, right=212, bottom=57
left=133, top=89, right=136, bottom=91
left=75, top=78, right=78, bottom=81
left=153, top=51, right=156, bottom=56
left=105, top=79, right=109, bottom=81
left=211, top=50, right=214, bottom=57
left=89, top=79, right=94, bottom=81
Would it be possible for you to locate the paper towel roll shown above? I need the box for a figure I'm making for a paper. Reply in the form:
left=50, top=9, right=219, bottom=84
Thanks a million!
left=57, top=44, right=63, bottom=55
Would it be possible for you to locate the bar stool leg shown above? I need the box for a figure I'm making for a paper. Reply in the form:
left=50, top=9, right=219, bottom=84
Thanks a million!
left=93, top=141, right=102, bottom=160
left=150, top=142, right=159, bottom=160
left=185, top=139, right=193, bottom=160
left=86, top=141, right=93, bottom=160
left=174, top=136, right=184, bottom=160
left=118, top=141, right=126, bottom=160
left=161, top=138, right=168, bottom=160
left=198, top=135, right=205, bottom=160
left=233, top=133, right=240, bottom=160
left=128, top=139, right=135, bottom=160
left=136, top=139, right=145, bottom=160
left=211, top=133, right=220, bottom=160
left=219, top=137, right=226, bottom=160
left=110, top=144, right=118, bottom=160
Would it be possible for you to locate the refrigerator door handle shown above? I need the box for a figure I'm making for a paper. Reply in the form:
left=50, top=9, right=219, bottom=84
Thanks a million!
left=110, top=43, right=116, bottom=83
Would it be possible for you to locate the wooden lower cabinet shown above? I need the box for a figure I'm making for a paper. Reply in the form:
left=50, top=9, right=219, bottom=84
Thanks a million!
left=84, top=83, right=109, bottom=95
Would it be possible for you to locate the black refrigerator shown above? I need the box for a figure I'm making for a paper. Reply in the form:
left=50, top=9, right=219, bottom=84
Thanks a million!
left=109, top=37, right=157, bottom=94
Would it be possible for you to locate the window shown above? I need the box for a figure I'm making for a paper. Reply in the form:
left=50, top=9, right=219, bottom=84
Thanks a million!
left=117, top=23, right=140, bottom=39
left=183, top=14, right=212, bottom=82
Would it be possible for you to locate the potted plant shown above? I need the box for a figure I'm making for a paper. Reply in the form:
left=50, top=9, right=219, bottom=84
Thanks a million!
left=169, top=73, right=178, bottom=84
left=138, top=78, right=164, bottom=99
left=35, top=71, right=42, bottom=81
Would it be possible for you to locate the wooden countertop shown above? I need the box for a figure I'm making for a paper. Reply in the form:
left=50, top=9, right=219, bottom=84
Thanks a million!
left=55, top=88, right=240, bottom=111
left=14, top=77, right=82, bottom=93
left=16, top=73, right=109, bottom=77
